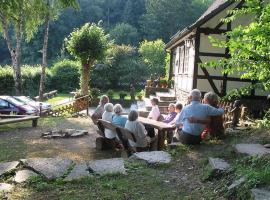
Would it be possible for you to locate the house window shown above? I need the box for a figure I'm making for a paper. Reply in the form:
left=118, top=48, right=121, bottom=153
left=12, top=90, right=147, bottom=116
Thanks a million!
left=178, top=46, right=184, bottom=74
left=184, top=46, right=189, bottom=74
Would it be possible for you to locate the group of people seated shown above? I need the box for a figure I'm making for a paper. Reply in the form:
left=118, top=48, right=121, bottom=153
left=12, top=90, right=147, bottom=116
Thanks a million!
left=91, top=88, right=226, bottom=150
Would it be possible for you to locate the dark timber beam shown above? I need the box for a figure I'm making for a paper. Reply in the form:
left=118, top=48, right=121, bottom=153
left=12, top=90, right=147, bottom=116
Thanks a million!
left=199, top=52, right=230, bottom=58
left=200, top=67, right=221, bottom=96
left=197, top=75, right=252, bottom=82
left=193, top=32, right=200, bottom=89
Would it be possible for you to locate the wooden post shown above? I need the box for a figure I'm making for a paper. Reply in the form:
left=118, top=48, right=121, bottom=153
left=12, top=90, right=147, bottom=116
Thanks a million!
left=32, top=119, right=38, bottom=127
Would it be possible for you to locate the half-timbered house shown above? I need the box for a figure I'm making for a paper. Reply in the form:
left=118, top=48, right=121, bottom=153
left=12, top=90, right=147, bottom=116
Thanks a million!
left=166, top=0, right=268, bottom=104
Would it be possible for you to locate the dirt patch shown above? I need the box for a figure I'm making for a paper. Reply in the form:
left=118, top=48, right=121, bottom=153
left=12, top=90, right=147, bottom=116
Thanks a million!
left=0, top=117, right=120, bottom=162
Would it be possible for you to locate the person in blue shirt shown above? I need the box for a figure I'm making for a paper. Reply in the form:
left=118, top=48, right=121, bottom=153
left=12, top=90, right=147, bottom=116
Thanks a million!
left=112, top=104, right=127, bottom=127
left=175, top=89, right=224, bottom=145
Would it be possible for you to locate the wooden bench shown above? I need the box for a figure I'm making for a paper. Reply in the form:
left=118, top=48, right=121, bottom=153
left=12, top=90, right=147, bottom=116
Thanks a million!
left=218, top=101, right=248, bottom=128
left=0, top=115, right=40, bottom=127
left=96, top=119, right=145, bottom=155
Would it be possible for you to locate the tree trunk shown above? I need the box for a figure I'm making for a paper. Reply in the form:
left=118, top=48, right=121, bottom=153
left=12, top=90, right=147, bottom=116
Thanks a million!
left=0, top=12, right=22, bottom=95
left=39, top=14, right=50, bottom=101
left=13, top=6, right=23, bottom=95
left=80, top=62, right=92, bottom=96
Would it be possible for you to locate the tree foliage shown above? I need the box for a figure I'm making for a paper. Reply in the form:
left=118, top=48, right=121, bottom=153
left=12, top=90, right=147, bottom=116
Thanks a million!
left=205, top=0, right=270, bottom=93
left=109, top=23, right=139, bottom=46
left=140, top=0, right=211, bottom=42
left=139, top=39, right=166, bottom=76
left=65, top=22, right=110, bottom=94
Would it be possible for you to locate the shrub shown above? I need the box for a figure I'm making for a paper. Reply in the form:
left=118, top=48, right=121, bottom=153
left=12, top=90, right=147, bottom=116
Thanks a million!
left=89, top=88, right=101, bottom=99
left=0, top=65, right=52, bottom=96
left=139, top=39, right=166, bottom=77
left=51, top=59, right=80, bottom=92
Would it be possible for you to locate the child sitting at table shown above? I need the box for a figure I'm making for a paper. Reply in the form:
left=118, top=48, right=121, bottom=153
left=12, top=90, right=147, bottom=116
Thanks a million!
left=168, top=102, right=183, bottom=143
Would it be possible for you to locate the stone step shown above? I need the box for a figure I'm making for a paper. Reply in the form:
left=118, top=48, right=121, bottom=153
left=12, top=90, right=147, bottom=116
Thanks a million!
left=156, top=92, right=176, bottom=101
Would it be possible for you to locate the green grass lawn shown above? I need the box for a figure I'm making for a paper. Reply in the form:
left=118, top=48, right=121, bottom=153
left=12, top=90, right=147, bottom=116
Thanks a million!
left=45, top=93, right=70, bottom=106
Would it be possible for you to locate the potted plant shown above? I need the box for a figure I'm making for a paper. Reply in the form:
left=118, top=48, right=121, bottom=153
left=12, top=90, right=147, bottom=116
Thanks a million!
left=146, top=79, right=152, bottom=87
left=119, top=91, right=127, bottom=100
left=159, top=79, right=167, bottom=88
left=107, top=89, right=114, bottom=100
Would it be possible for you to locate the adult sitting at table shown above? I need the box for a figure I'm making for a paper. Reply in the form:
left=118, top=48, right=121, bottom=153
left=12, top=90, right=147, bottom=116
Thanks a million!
left=112, top=104, right=127, bottom=127
left=201, top=92, right=225, bottom=139
left=148, top=97, right=160, bottom=120
left=175, top=89, right=224, bottom=145
left=125, top=110, right=151, bottom=151
left=163, top=103, right=177, bottom=123
left=91, top=95, right=109, bottom=124
left=102, top=103, right=116, bottom=139
left=145, top=97, right=160, bottom=138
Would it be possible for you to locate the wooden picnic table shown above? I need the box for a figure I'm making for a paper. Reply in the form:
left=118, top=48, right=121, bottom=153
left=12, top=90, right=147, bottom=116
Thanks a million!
left=137, top=117, right=176, bottom=150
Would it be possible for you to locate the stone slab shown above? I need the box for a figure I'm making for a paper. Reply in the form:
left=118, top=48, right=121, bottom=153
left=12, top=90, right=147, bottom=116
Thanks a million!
left=64, top=163, right=90, bottom=181
left=130, top=151, right=172, bottom=164
left=168, top=142, right=183, bottom=149
left=208, top=157, right=230, bottom=171
left=22, top=158, right=73, bottom=180
left=14, top=169, right=38, bottom=183
left=228, top=177, right=246, bottom=191
left=0, top=183, right=13, bottom=192
left=252, top=188, right=270, bottom=200
left=235, top=144, right=270, bottom=156
left=88, top=158, right=126, bottom=175
left=71, top=130, right=87, bottom=137
left=0, top=161, right=19, bottom=176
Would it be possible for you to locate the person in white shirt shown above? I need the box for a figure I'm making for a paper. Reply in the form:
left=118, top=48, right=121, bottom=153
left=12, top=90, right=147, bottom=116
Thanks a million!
left=147, top=97, right=160, bottom=121
left=102, top=103, right=116, bottom=139
left=125, top=110, right=150, bottom=150
left=145, top=97, right=160, bottom=139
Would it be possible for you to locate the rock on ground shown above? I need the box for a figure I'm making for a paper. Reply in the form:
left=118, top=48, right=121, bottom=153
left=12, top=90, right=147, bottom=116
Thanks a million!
left=208, top=157, right=230, bottom=171
left=22, top=158, right=73, bottom=180
left=0, top=183, right=13, bottom=192
left=64, top=163, right=90, bottom=181
left=168, top=142, right=183, bottom=149
left=0, top=161, right=19, bottom=177
left=13, top=169, right=38, bottom=183
left=228, top=177, right=246, bottom=191
left=130, top=151, right=172, bottom=164
left=88, top=158, right=126, bottom=175
left=235, top=144, right=270, bottom=156
left=251, top=188, right=270, bottom=200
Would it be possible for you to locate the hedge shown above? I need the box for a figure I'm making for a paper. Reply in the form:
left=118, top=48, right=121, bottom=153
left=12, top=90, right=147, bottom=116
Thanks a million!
left=0, top=65, right=52, bottom=96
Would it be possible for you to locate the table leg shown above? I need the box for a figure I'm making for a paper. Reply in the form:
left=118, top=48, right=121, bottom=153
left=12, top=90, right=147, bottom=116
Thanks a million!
left=157, top=130, right=166, bottom=150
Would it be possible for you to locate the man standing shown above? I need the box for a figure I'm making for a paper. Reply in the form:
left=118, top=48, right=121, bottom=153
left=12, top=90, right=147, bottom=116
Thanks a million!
left=175, top=89, right=224, bottom=145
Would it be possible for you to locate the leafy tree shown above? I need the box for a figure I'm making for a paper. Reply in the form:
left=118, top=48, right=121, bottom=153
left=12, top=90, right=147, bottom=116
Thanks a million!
left=205, top=0, right=270, bottom=94
left=140, top=0, right=211, bottom=42
left=0, top=0, right=43, bottom=94
left=109, top=23, right=139, bottom=46
left=139, top=39, right=166, bottom=76
left=65, top=23, right=110, bottom=95
left=90, top=44, right=146, bottom=89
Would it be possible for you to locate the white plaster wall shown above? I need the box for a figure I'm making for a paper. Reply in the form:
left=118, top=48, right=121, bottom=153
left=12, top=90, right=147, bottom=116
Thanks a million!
left=197, top=79, right=222, bottom=93
left=199, top=33, right=226, bottom=54
left=201, top=3, right=238, bottom=29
